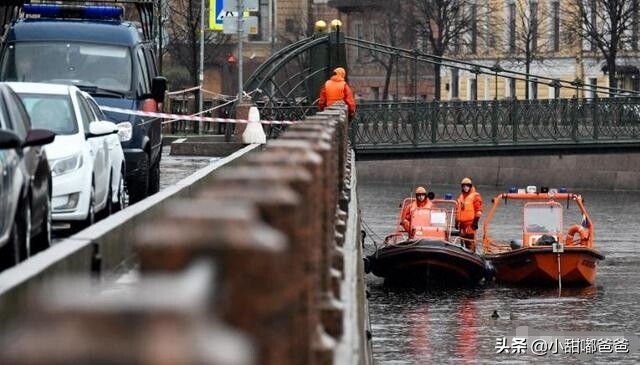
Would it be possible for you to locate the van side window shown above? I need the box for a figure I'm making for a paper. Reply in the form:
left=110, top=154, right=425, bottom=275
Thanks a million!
left=144, top=47, right=158, bottom=79
left=136, top=48, right=150, bottom=96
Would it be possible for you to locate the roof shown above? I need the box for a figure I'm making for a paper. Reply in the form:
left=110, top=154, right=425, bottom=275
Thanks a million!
left=7, top=19, right=142, bottom=46
left=5, top=82, right=76, bottom=96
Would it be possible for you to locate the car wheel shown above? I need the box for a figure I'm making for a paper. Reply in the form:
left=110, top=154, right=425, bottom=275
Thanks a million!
left=32, top=188, right=52, bottom=253
left=114, top=167, right=126, bottom=211
left=73, top=185, right=96, bottom=232
left=127, top=153, right=149, bottom=204
left=149, top=159, right=160, bottom=195
left=105, top=172, right=114, bottom=217
left=16, top=199, right=31, bottom=261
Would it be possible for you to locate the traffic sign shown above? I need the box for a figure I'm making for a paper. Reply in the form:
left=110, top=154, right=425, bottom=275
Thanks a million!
left=223, top=16, right=258, bottom=35
left=224, top=0, right=259, bottom=11
left=209, top=0, right=224, bottom=30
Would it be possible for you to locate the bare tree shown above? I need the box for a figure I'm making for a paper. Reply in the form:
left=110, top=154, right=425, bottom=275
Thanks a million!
left=358, top=5, right=416, bottom=100
left=165, top=0, right=229, bottom=88
left=348, top=2, right=417, bottom=100
left=505, top=0, right=553, bottom=99
left=413, top=0, right=488, bottom=100
left=566, top=0, right=637, bottom=93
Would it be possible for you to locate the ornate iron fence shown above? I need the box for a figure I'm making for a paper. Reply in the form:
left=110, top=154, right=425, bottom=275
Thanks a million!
left=351, top=97, right=640, bottom=151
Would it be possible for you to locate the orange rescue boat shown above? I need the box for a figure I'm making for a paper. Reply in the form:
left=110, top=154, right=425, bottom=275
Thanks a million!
left=365, top=198, right=488, bottom=286
left=482, top=187, right=604, bottom=286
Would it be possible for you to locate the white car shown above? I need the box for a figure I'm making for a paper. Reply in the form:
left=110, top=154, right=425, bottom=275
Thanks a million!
left=81, top=91, right=127, bottom=213
left=8, top=83, right=122, bottom=230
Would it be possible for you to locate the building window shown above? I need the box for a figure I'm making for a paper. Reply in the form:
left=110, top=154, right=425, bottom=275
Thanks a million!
left=551, top=1, right=560, bottom=52
left=508, top=2, right=516, bottom=52
left=470, top=3, right=478, bottom=54
left=633, top=0, right=639, bottom=50
left=529, top=79, right=538, bottom=99
left=355, top=21, right=363, bottom=61
left=485, top=4, right=494, bottom=47
left=371, top=87, right=379, bottom=100
left=469, top=78, right=478, bottom=100
left=451, top=69, right=460, bottom=99
left=589, top=0, right=597, bottom=51
left=249, top=0, right=270, bottom=41
left=507, top=78, right=516, bottom=99
left=588, top=77, right=598, bottom=98
left=530, top=1, right=538, bottom=52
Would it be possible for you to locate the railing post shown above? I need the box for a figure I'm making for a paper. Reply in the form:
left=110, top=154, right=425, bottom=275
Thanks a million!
left=592, top=95, right=599, bottom=140
left=571, top=98, right=579, bottom=142
left=512, top=99, right=519, bottom=143
left=491, top=100, right=499, bottom=144
left=431, top=101, right=438, bottom=144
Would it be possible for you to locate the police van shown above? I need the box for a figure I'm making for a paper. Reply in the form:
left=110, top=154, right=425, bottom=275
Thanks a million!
left=0, top=0, right=166, bottom=203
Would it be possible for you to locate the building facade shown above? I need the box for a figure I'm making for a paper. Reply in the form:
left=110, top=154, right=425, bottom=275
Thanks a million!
left=439, top=0, right=640, bottom=101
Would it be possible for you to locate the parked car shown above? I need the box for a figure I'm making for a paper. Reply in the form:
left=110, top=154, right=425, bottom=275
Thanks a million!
left=82, top=91, right=127, bottom=213
left=9, top=83, right=121, bottom=231
left=0, top=83, right=55, bottom=270
left=0, top=1, right=167, bottom=204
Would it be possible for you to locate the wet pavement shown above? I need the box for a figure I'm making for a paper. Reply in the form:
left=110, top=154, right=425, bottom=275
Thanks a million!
left=360, top=182, right=640, bottom=364
left=158, top=148, right=216, bottom=191
left=52, top=148, right=214, bottom=239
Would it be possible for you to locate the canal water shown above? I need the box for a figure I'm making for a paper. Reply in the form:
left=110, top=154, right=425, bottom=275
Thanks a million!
left=360, top=181, right=640, bottom=364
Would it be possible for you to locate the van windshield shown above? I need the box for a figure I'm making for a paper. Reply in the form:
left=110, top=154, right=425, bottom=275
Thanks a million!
left=1, top=42, right=132, bottom=93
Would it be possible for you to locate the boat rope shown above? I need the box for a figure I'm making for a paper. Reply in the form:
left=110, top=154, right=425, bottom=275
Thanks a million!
left=361, top=219, right=384, bottom=251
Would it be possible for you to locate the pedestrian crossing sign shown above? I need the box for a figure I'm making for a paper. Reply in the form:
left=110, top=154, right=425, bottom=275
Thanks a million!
left=209, top=0, right=225, bottom=31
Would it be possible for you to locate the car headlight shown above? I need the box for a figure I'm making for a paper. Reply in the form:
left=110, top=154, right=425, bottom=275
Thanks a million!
left=50, top=153, right=83, bottom=177
left=116, top=122, right=132, bottom=142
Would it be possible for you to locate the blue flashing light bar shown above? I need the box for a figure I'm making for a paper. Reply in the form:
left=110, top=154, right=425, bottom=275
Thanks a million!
left=559, top=187, right=569, bottom=193
left=508, top=186, right=517, bottom=193
left=23, top=4, right=123, bottom=20
left=444, top=193, right=453, bottom=200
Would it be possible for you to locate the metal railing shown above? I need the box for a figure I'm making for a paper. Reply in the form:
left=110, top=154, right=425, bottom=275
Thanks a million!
left=350, top=97, right=640, bottom=151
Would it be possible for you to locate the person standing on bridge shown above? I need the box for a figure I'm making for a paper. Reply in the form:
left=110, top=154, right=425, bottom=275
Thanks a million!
left=318, top=67, right=356, bottom=121
left=455, top=177, right=483, bottom=252
left=401, top=186, right=434, bottom=238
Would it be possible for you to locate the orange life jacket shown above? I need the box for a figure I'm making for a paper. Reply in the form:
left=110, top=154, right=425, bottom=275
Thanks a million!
left=408, top=200, right=433, bottom=237
left=456, top=190, right=480, bottom=223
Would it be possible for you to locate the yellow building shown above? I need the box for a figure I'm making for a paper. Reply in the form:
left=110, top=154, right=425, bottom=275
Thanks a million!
left=440, top=0, right=640, bottom=101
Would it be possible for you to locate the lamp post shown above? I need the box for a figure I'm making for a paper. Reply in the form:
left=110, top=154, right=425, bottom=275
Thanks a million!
left=198, top=0, right=205, bottom=134
left=237, top=0, right=244, bottom=103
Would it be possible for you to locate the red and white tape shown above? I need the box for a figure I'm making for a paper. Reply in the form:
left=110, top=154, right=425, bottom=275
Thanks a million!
left=99, top=106, right=297, bottom=125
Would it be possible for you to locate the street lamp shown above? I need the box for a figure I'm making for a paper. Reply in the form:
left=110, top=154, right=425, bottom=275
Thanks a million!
left=198, top=0, right=205, bottom=134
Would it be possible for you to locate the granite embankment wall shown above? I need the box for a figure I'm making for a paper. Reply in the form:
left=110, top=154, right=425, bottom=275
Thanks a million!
left=356, top=152, right=640, bottom=190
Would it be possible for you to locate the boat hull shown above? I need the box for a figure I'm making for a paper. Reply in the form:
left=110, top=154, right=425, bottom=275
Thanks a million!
left=365, top=239, right=487, bottom=286
left=486, top=246, right=605, bottom=286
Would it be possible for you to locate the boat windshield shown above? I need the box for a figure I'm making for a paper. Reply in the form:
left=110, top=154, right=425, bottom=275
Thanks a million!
left=0, top=42, right=132, bottom=93
left=524, top=203, right=563, bottom=234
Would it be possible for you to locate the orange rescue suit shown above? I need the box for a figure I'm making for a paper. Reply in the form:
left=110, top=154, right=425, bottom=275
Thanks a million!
left=401, top=200, right=434, bottom=238
left=456, top=188, right=482, bottom=224
left=318, top=75, right=356, bottom=119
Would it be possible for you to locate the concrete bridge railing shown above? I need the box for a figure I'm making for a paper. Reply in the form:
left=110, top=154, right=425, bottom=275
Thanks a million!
left=0, top=105, right=371, bottom=364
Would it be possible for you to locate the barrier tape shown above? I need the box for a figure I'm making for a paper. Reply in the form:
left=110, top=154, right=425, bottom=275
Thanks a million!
left=99, top=105, right=297, bottom=125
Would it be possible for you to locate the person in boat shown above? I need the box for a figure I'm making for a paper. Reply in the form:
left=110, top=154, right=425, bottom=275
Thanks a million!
left=455, top=177, right=483, bottom=251
left=401, top=186, right=434, bottom=238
